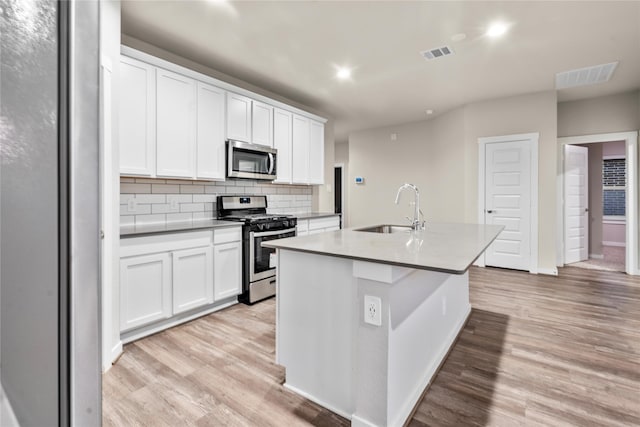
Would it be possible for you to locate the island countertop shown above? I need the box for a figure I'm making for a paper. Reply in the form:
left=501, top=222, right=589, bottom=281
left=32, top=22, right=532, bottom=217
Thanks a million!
left=263, top=222, right=503, bottom=274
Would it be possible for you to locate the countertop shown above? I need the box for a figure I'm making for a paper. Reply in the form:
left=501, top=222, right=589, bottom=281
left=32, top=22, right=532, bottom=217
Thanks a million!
left=263, top=222, right=503, bottom=274
left=289, top=212, right=341, bottom=220
left=120, top=219, right=241, bottom=238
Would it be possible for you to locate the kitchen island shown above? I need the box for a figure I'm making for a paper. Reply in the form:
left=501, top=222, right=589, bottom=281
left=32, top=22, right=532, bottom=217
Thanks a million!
left=263, top=222, right=503, bottom=427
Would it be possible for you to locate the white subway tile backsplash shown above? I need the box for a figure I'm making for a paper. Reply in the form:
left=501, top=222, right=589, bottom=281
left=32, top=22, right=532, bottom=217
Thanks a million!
left=152, top=184, right=180, bottom=194
left=121, top=183, right=151, bottom=194
left=193, top=212, right=212, bottom=221
left=151, top=204, right=179, bottom=214
left=167, top=194, right=193, bottom=204
left=193, top=194, right=217, bottom=203
left=135, top=194, right=166, bottom=204
left=136, top=214, right=167, bottom=225
left=180, top=185, right=205, bottom=194
left=135, top=178, right=166, bottom=184
left=119, top=203, right=151, bottom=215
left=121, top=215, right=135, bottom=226
left=120, top=178, right=312, bottom=226
left=180, top=203, right=205, bottom=213
left=166, top=213, right=192, bottom=222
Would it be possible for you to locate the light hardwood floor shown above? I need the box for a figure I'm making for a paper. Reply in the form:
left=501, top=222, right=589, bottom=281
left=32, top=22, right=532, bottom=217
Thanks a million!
left=103, top=267, right=640, bottom=426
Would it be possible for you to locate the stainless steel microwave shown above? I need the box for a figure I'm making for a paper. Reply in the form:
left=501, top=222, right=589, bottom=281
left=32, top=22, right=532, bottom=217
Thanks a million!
left=227, top=140, right=277, bottom=181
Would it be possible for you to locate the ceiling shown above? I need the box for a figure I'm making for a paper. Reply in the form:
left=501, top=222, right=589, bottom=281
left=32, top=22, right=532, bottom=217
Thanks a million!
left=121, top=1, right=640, bottom=142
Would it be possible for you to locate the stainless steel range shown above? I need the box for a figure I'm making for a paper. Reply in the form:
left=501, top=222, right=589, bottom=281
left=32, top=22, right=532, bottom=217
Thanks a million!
left=217, top=195, right=296, bottom=304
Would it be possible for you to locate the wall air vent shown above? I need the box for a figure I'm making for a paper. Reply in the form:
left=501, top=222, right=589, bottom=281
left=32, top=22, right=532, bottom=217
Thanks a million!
left=556, top=62, right=618, bottom=89
left=421, top=45, right=454, bottom=61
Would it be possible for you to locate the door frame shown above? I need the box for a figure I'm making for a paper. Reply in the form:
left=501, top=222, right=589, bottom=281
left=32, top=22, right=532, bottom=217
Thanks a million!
left=334, top=163, right=345, bottom=228
left=557, top=131, right=639, bottom=275
left=477, top=133, right=539, bottom=273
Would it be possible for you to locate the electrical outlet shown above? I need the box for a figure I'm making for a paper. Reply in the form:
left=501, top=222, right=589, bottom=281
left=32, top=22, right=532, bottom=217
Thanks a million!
left=364, top=295, right=382, bottom=326
left=127, top=198, right=137, bottom=212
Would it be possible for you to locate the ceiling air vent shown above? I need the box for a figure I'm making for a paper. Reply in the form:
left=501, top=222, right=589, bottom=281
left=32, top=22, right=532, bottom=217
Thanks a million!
left=421, top=45, right=454, bottom=61
left=556, top=62, right=618, bottom=89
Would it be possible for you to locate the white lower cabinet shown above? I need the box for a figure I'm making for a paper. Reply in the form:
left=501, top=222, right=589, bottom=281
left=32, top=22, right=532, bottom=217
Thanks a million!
left=172, top=246, right=214, bottom=314
left=120, top=227, right=242, bottom=340
left=120, top=252, right=172, bottom=332
left=214, top=241, right=242, bottom=300
left=297, top=216, right=340, bottom=236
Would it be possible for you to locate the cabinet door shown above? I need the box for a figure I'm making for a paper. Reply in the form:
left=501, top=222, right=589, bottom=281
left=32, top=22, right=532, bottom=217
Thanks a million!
left=172, top=246, right=214, bottom=314
left=156, top=68, right=196, bottom=178
left=291, top=114, right=310, bottom=184
left=252, top=101, right=273, bottom=146
left=226, top=93, right=252, bottom=143
left=119, top=56, right=156, bottom=176
left=273, top=108, right=293, bottom=184
left=308, top=120, right=325, bottom=184
left=214, top=241, right=242, bottom=300
left=196, top=83, right=226, bottom=180
left=120, top=252, right=171, bottom=332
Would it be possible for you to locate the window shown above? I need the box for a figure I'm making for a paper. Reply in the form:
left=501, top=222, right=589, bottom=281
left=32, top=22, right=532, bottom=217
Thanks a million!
left=603, top=158, right=625, bottom=217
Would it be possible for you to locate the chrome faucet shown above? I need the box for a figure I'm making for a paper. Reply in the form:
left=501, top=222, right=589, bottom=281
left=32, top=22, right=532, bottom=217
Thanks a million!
left=395, top=183, right=425, bottom=231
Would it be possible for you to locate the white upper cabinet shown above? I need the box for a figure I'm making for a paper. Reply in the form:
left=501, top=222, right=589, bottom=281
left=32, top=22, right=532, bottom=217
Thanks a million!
left=156, top=68, right=197, bottom=178
left=291, top=115, right=325, bottom=185
left=196, top=82, right=226, bottom=180
left=119, top=56, right=156, bottom=176
left=252, top=101, right=274, bottom=147
left=226, top=92, right=252, bottom=143
left=308, top=120, right=325, bottom=185
left=273, top=108, right=293, bottom=184
left=292, top=114, right=310, bottom=184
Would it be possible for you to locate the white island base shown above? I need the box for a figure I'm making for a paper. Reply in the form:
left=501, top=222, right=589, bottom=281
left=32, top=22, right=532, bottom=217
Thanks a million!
left=275, top=249, right=471, bottom=427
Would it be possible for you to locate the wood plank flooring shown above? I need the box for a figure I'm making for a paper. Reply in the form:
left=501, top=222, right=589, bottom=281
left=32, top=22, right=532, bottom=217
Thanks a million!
left=103, top=266, right=640, bottom=426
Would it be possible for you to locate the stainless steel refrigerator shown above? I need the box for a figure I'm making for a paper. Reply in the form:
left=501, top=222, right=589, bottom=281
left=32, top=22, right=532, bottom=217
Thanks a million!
left=1, top=1, right=101, bottom=425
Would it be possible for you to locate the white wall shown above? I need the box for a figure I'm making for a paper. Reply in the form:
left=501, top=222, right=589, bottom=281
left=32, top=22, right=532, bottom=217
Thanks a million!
left=558, top=91, right=640, bottom=137
left=348, top=91, right=558, bottom=272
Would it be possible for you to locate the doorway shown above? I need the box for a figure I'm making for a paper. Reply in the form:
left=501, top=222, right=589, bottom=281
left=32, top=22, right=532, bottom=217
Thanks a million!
left=563, top=140, right=629, bottom=273
left=557, top=132, right=639, bottom=275
left=334, top=164, right=345, bottom=228
left=477, top=133, right=539, bottom=273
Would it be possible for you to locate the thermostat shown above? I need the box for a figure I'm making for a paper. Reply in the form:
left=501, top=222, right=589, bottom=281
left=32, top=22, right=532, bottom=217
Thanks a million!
left=355, top=176, right=365, bottom=184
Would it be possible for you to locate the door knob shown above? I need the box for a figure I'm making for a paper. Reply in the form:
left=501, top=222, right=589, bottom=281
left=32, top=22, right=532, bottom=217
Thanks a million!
left=585, top=208, right=589, bottom=212
left=486, top=209, right=494, bottom=214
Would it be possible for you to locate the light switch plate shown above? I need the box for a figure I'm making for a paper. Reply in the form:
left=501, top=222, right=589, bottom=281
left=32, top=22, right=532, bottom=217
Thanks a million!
left=364, top=295, right=382, bottom=326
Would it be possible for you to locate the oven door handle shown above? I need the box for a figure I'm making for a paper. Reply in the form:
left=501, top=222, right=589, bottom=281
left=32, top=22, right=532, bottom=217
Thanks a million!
left=267, top=152, right=274, bottom=175
left=251, top=228, right=297, bottom=238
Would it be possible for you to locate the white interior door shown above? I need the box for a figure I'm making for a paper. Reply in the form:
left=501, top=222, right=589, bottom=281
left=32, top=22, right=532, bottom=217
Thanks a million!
left=564, top=145, right=589, bottom=264
left=484, top=140, right=532, bottom=270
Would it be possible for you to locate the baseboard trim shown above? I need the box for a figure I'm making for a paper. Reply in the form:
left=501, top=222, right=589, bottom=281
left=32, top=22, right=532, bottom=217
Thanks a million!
left=603, top=241, right=626, bottom=247
left=538, top=268, right=558, bottom=276
left=589, top=253, right=604, bottom=260
left=283, top=383, right=352, bottom=420
left=121, top=298, right=238, bottom=344
left=103, top=340, right=124, bottom=373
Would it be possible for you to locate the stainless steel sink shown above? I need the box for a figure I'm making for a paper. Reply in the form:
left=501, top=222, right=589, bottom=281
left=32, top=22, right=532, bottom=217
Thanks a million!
left=354, top=224, right=413, bottom=234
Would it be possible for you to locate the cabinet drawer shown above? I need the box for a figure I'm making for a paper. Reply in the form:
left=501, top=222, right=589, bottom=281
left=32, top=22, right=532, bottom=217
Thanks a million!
left=214, top=227, right=242, bottom=244
left=120, top=230, right=213, bottom=258
left=308, top=216, right=340, bottom=231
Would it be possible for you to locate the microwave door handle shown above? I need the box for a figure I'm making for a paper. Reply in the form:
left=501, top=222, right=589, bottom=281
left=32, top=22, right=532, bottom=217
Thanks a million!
left=267, top=153, right=274, bottom=175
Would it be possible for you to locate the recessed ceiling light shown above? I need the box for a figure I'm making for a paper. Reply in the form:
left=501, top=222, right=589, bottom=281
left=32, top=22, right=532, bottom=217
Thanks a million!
left=486, top=22, right=508, bottom=38
left=426, top=109, right=434, bottom=115
left=336, top=67, right=352, bottom=80
left=451, top=33, right=467, bottom=42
